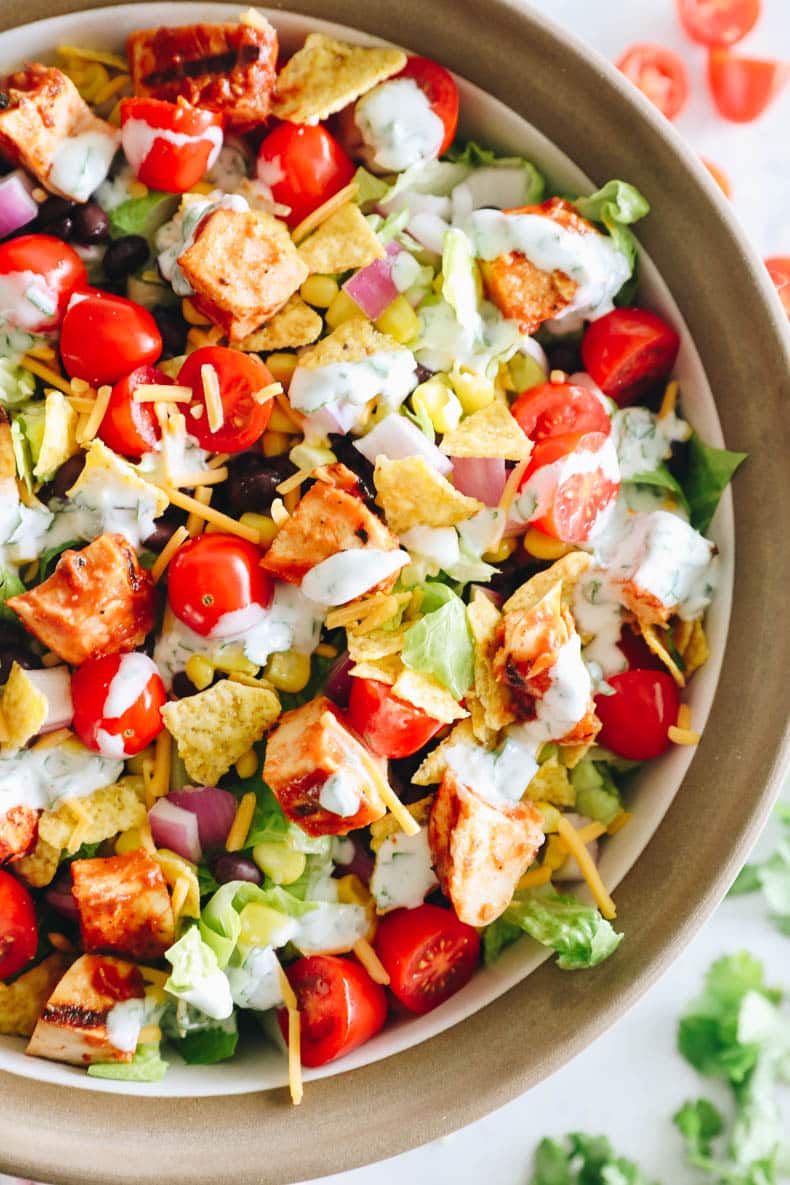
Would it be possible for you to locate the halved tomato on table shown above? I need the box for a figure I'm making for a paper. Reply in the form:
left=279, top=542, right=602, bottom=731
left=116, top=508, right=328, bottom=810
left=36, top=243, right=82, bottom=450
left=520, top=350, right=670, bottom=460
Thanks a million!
left=677, top=0, right=760, bottom=47
left=278, top=954, right=387, bottom=1067
left=374, top=903, right=480, bottom=1015
left=616, top=44, right=689, bottom=120
left=765, top=257, right=790, bottom=319
left=177, top=346, right=275, bottom=452
left=708, top=48, right=790, bottom=122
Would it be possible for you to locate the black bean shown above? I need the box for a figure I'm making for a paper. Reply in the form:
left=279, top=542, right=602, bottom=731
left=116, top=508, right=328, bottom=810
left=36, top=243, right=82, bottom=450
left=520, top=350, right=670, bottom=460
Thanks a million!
left=152, top=306, right=188, bottom=357
left=328, top=434, right=375, bottom=500
left=414, top=363, right=434, bottom=385
left=0, top=647, right=42, bottom=684
left=103, top=234, right=149, bottom=280
left=171, top=671, right=199, bottom=699
left=72, top=202, right=109, bottom=244
left=224, top=452, right=295, bottom=515
left=37, top=195, right=75, bottom=224
left=213, top=853, right=262, bottom=886
left=49, top=453, right=86, bottom=500
left=142, top=519, right=179, bottom=553
left=39, top=213, right=74, bottom=241
left=546, top=342, right=582, bottom=376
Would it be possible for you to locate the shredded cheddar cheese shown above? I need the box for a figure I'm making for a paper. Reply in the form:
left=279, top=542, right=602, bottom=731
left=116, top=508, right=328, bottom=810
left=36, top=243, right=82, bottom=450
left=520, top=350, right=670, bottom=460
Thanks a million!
left=133, top=384, right=193, bottom=402
left=607, top=810, right=632, bottom=836
left=185, top=486, right=213, bottom=536
left=274, top=962, right=303, bottom=1105
left=275, top=468, right=312, bottom=497
left=555, top=814, right=616, bottom=920
left=78, top=384, right=113, bottom=443
left=498, top=457, right=531, bottom=516
left=172, top=466, right=229, bottom=488
left=47, top=932, right=74, bottom=953
left=572, top=820, right=607, bottom=847
left=320, top=711, right=419, bottom=836
left=150, top=525, right=189, bottom=583
left=274, top=390, right=305, bottom=430
left=146, top=729, right=172, bottom=809
left=207, top=452, right=231, bottom=470
left=668, top=725, right=700, bottom=746
left=20, top=355, right=72, bottom=394
left=677, top=703, right=692, bottom=730
left=31, top=727, right=73, bottom=750
left=166, top=488, right=261, bottom=543
left=658, top=380, right=679, bottom=420
left=517, top=865, right=553, bottom=891
left=201, top=363, right=224, bottom=431
left=225, top=792, right=257, bottom=851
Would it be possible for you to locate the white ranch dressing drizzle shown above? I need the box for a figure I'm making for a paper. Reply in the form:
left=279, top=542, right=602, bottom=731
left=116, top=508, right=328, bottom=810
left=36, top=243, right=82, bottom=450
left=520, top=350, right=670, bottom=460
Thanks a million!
left=0, top=272, right=58, bottom=330
left=157, top=193, right=249, bottom=296
left=318, top=770, right=361, bottom=818
left=355, top=78, right=444, bottom=173
left=300, top=548, right=409, bottom=607
left=105, top=997, right=146, bottom=1053
left=55, top=467, right=162, bottom=552
left=121, top=120, right=223, bottom=174
left=612, top=406, right=691, bottom=480
left=291, top=901, right=368, bottom=956
left=528, top=633, right=592, bottom=742
left=605, top=509, right=717, bottom=620
left=49, top=127, right=120, bottom=203
left=103, top=652, right=157, bottom=720
left=513, top=435, right=620, bottom=526
left=226, top=945, right=284, bottom=1012
left=371, top=828, right=438, bottom=912
left=289, top=350, right=418, bottom=416
left=443, top=725, right=541, bottom=806
left=0, top=741, right=123, bottom=813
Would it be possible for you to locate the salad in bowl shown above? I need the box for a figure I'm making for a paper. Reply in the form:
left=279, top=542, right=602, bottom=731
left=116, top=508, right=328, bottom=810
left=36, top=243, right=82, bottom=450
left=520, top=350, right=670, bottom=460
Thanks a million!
left=0, top=8, right=745, bottom=1103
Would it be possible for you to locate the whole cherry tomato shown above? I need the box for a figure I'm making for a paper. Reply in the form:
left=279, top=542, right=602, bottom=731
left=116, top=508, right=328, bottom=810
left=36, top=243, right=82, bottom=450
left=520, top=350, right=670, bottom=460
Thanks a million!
left=0, top=234, right=85, bottom=332
left=167, top=532, right=273, bottom=637
left=71, top=651, right=166, bottom=758
left=595, top=669, right=680, bottom=760
left=120, top=97, right=224, bottom=193
left=60, top=291, right=162, bottom=385
left=0, top=868, right=38, bottom=980
left=257, top=123, right=355, bottom=228
left=348, top=677, right=443, bottom=759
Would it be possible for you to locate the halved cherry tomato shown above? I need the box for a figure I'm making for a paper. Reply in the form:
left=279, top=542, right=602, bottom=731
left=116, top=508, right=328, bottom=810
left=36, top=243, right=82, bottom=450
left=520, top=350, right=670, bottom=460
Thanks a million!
left=617, top=626, right=665, bottom=672
left=72, top=652, right=166, bottom=758
left=177, top=346, right=274, bottom=452
left=765, top=257, right=790, bottom=319
left=677, top=0, right=760, bottom=47
left=511, top=380, right=611, bottom=443
left=60, top=291, right=162, bottom=386
left=595, top=669, right=680, bottom=760
left=701, top=157, right=732, bottom=198
left=396, top=56, right=460, bottom=157
left=347, top=678, right=443, bottom=759
left=257, top=123, right=355, bottom=229
left=277, top=954, right=387, bottom=1067
left=708, top=48, right=790, bottom=122
left=97, top=365, right=171, bottom=458
left=580, top=307, right=681, bottom=406
left=519, top=431, right=620, bottom=544
left=374, top=904, right=480, bottom=1015
left=0, top=868, right=38, bottom=980
left=167, top=532, right=273, bottom=637
left=0, top=234, right=86, bottom=333
left=617, top=44, right=690, bottom=120
left=120, top=97, right=224, bottom=193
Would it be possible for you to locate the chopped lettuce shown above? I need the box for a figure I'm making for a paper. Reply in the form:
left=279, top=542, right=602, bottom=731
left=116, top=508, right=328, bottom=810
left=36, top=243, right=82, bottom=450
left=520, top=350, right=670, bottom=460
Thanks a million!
left=441, top=226, right=482, bottom=334
left=627, top=464, right=690, bottom=514
left=368, top=206, right=410, bottom=245
left=485, top=884, right=623, bottom=970
left=0, top=566, right=24, bottom=620
left=529, top=1133, right=659, bottom=1185
left=10, top=415, right=35, bottom=491
left=569, top=761, right=622, bottom=826
left=0, top=357, right=36, bottom=409
left=239, top=780, right=330, bottom=856
left=38, top=539, right=80, bottom=581
left=109, top=191, right=179, bottom=242
left=574, top=180, right=650, bottom=268
left=353, top=165, right=390, bottom=207
left=199, top=881, right=315, bottom=968
left=401, top=583, right=474, bottom=699
left=164, top=926, right=234, bottom=1020
left=684, top=433, right=747, bottom=535
left=447, top=140, right=545, bottom=205
left=87, top=1043, right=169, bottom=1082
left=174, top=1018, right=239, bottom=1065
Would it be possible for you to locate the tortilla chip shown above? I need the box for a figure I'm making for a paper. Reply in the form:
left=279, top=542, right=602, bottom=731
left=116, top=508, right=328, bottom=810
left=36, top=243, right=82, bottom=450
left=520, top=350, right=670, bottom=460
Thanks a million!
left=504, top=551, right=592, bottom=616
left=0, top=662, right=48, bottom=751
left=0, top=953, right=68, bottom=1037
left=298, top=317, right=401, bottom=370
left=39, top=775, right=147, bottom=857
left=12, top=837, right=61, bottom=888
left=392, top=668, right=468, bottom=724
left=349, top=655, right=404, bottom=685
left=559, top=742, right=594, bottom=769
left=0, top=413, right=15, bottom=481
left=375, top=456, right=483, bottom=534
left=640, top=622, right=685, bottom=688
left=526, top=757, right=575, bottom=806
left=161, top=680, right=281, bottom=784
left=466, top=589, right=516, bottom=733
left=234, top=295, right=323, bottom=352
left=674, top=617, right=709, bottom=678
left=440, top=400, right=532, bottom=461
left=272, top=34, right=406, bottom=124
left=347, top=626, right=406, bottom=662
left=33, top=390, right=79, bottom=482
left=67, top=439, right=169, bottom=518
left=412, top=719, right=478, bottom=786
left=369, top=795, right=433, bottom=852
left=298, top=203, right=384, bottom=275
left=465, top=692, right=499, bottom=746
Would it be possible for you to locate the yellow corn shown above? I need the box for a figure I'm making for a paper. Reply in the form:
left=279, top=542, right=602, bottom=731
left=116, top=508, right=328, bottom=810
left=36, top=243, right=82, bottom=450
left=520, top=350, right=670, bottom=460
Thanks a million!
left=234, top=748, right=258, bottom=779
left=128, top=179, right=149, bottom=200
left=535, top=801, right=561, bottom=833
left=252, top=842, right=306, bottom=886
left=300, top=274, right=340, bottom=309
left=324, top=289, right=366, bottom=331
left=189, top=181, right=215, bottom=196
left=411, top=376, right=462, bottom=435
left=125, top=746, right=153, bottom=775
left=262, top=430, right=291, bottom=456
left=267, top=406, right=297, bottom=435
left=265, top=353, right=298, bottom=389
left=154, top=850, right=200, bottom=919
left=239, top=512, right=279, bottom=547
left=449, top=366, right=497, bottom=414
left=185, top=654, right=214, bottom=691
left=508, top=352, right=546, bottom=393
left=115, top=827, right=147, bottom=855
left=337, top=874, right=376, bottom=938
left=186, top=327, right=217, bottom=354
left=212, top=651, right=259, bottom=676
left=523, top=528, right=572, bottom=561
left=374, top=294, right=420, bottom=344
left=238, top=902, right=291, bottom=947
left=483, top=536, right=517, bottom=564
left=182, top=297, right=211, bottom=326
left=542, top=834, right=569, bottom=871
left=265, top=651, right=312, bottom=694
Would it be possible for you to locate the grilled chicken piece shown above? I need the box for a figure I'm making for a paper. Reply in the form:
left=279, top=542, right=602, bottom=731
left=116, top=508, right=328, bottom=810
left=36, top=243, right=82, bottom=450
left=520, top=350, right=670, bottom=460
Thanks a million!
left=0, top=805, right=38, bottom=864
left=71, top=849, right=174, bottom=961
left=494, top=584, right=572, bottom=701
left=7, top=533, right=156, bottom=666
left=0, top=65, right=118, bottom=200
left=261, top=463, right=399, bottom=585
left=263, top=695, right=387, bottom=837
left=127, top=20, right=278, bottom=125
left=26, top=954, right=145, bottom=1066
left=429, top=770, right=544, bottom=927
left=179, top=208, right=308, bottom=341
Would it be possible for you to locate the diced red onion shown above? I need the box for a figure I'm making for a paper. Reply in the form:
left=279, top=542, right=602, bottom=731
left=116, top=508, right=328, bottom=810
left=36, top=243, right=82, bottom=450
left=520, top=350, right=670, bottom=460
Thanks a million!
left=213, top=852, right=262, bottom=886
left=148, top=797, right=202, bottom=862
left=325, top=651, right=354, bottom=706
left=354, top=413, right=452, bottom=475
left=342, top=241, right=401, bottom=320
left=303, top=403, right=358, bottom=439
left=166, top=786, right=238, bottom=852
left=503, top=516, right=528, bottom=538
left=44, top=873, right=80, bottom=921
left=0, top=170, right=38, bottom=239
left=450, top=456, right=507, bottom=505
left=553, top=813, right=601, bottom=882
left=25, top=667, right=73, bottom=734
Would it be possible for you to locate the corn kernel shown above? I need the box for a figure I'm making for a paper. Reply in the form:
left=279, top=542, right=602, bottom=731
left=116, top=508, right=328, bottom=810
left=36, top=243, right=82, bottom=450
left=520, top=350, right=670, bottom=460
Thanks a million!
left=300, top=274, right=340, bottom=309
left=239, top=512, right=279, bottom=547
left=182, top=297, right=211, bottom=326
left=262, top=430, right=291, bottom=456
left=265, top=650, right=311, bottom=693
left=186, top=327, right=215, bottom=354
left=508, top=352, right=547, bottom=393
left=235, top=749, right=258, bottom=779
left=449, top=366, right=497, bottom=414
left=483, top=536, right=516, bottom=564
left=252, top=842, right=306, bottom=885
left=267, top=403, right=297, bottom=433
left=125, top=746, right=153, bottom=775
left=534, top=801, right=561, bottom=833
left=128, top=179, right=148, bottom=199
left=265, top=353, right=298, bottom=388
left=523, top=527, right=572, bottom=561
left=189, top=181, right=215, bottom=196
left=238, top=902, right=294, bottom=947
left=374, top=294, right=420, bottom=344
left=185, top=654, right=214, bottom=691
left=542, top=834, right=569, bottom=872
left=283, top=487, right=300, bottom=514
left=115, top=828, right=146, bottom=855
left=289, top=441, right=336, bottom=471
left=324, top=289, right=366, bottom=331
left=411, top=376, right=463, bottom=435
left=212, top=651, right=259, bottom=676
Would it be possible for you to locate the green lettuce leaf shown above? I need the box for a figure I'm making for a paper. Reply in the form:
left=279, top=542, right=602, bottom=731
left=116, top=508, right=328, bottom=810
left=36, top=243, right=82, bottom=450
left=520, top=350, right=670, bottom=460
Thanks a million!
left=574, top=180, right=650, bottom=268
left=87, top=1043, right=169, bottom=1082
left=175, top=1021, right=239, bottom=1065
left=371, top=207, right=410, bottom=245
left=684, top=433, right=747, bottom=535
left=492, top=885, right=623, bottom=970
left=109, top=191, right=179, bottom=242
left=353, top=165, right=390, bottom=207
left=239, top=780, right=329, bottom=856
left=164, top=925, right=233, bottom=1018
left=401, top=584, right=474, bottom=699
left=569, top=760, right=622, bottom=825
left=38, top=539, right=80, bottom=581
left=10, top=417, right=34, bottom=492
left=482, top=915, right=523, bottom=966
left=627, top=464, right=690, bottom=514
left=0, top=567, right=24, bottom=621
left=447, top=140, right=545, bottom=204
left=199, top=881, right=315, bottom=968
left=0, top=357, right=36, bottom=409
left=441, top=226, right=482, bottom=333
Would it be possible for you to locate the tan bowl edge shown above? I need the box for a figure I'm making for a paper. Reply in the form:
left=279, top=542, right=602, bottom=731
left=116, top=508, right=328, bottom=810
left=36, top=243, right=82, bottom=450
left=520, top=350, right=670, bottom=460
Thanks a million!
left=2, top=2, right=790, bottom=1182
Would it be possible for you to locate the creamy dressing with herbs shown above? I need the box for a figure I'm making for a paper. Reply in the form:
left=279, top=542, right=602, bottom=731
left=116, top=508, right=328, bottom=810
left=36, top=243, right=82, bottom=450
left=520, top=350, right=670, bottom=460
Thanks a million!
left=514, top=435, right=620, bottom=525
left=300, top=548, right=409, bottom=606
left=355, top=78, right=444, bottom=173
left=289, top=350, right=418, bottom=416
left=226, top=946, right=283, bottom=1011
left=57, top=468, right=162, bottom=552
left=443, top=725, right=540, bottom=805
left=606, top=510, right=717, bottom=619
left=612, top=406, right=691, bottom=480
left=0, top=740, right=123, bottom=811
left=416, top=297, right=525, bottom=379
left=0, top=496, right=54, bottom=566
left=121, top=120, right=223, bottom=174
left=530, top=634, right=592, bottom=741
left=574, top=571, right=626, bottom=678
left=49, top=128, right=120, bottom=203
left=291, top=901, right=368, bottom=956
left=371, top=828, right=437, bottom=912
left=0, top=272, right=58, bottom=330
left=319, top=770, right=362, bottom=817
left=157, top=194, right=248, bottom=296
left=105, top=997, right=146, bottom=1053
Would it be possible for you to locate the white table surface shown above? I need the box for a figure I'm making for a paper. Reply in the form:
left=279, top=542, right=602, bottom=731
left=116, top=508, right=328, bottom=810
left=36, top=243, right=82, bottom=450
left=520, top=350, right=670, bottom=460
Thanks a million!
left=303, top=2, right=790, bottom=1182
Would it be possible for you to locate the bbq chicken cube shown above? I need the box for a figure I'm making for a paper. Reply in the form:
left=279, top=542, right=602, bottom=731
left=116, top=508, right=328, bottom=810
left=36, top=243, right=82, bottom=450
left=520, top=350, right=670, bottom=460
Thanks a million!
left=0, top=805, right=38, bottom=864
left=71, top=849, right=175, bottom=960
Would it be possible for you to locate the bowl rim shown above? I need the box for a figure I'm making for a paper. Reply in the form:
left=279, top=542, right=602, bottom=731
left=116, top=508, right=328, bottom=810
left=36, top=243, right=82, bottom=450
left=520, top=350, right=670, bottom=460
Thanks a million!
left=1, top=2, right=790, bottom=1182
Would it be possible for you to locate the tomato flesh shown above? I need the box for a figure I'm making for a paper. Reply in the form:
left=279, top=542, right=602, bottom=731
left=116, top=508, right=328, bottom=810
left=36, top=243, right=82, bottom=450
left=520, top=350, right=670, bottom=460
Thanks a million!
left=511, top=381, right=611, bottom=443
left=765, top=257, right=790, bottom=320
left=374, top=904, right=480, bottom=1015
left=708, top=49, right=790, bottom=122
left=677, top=0, right=760, bottom=47
left=0, top=869, right=38, bottom=980
left=71, top=652, right=166, bottom=758
left=519, top=431, right=620, bottom=544
left=617, top=44, right=690, bottom=120
left=595, top=669, right=680, bottom=760
left=396, top=56, right=460, bottom=157
left=347, top=678, right=443, bottom=759
left=701, top=157, right=732, bottom=198
left=97, top=365, right=170, bottom=458
left=0, top=234, right=86, bottom=333
left=580, top=307, right=681, bottom=407
left=277, top=955, right=388, bottom=1067
left=60, top=291, right=163, bottom=385
left=120, top=97, right=224, bottom=193
left=177, top=346, right=274, bottom=452
left=167, top=532, right=273, bottom=637
left=257, top=123, right=355, bottom=229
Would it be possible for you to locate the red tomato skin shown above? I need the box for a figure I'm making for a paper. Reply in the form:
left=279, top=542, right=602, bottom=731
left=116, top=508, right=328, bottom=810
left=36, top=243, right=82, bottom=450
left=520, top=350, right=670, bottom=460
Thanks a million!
left=595, top=669, right=680, bottom=761
left=0, top=234, right=86, bottom=332
left=616, top=44, right=690, bottom=120
left=374, top=904, right=481, bottom=1016
left=120, top=97, right=224, bottom=193
left=97, top=365, right=170, bottom=458
left=60, top=292, right=163, bottom=385
left=511, top=381, right=611, bottom=443
left=677, top=0, right=760, bottom=48
left=71, top=653, right=166, bottom=757
left=708, top=49, right=790, bottom=122
left=765, top=257, right=790, bottom=320
left=701, top=157, right=732, bottom=198
left=347, top=678, right=443, bottom=759
left=257, top=123, right=355, bottom=229
left=396, top=56, right=460, bottom=156
left=521, top=431, right=620, bottom=544
left=167, top=533, right=273, bottom=637
left=177, top=346, right=274, bottom=452
left=277, top=955, right=388, bottom=1067
left=581, top=307, right=681, bottom=407
left=0, top=868, right=38, bottom=980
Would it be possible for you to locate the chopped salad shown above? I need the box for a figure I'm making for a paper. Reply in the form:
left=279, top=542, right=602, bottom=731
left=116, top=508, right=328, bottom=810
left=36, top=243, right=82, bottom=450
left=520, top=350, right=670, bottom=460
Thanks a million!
left=0, top=11, right=746, bottom=1100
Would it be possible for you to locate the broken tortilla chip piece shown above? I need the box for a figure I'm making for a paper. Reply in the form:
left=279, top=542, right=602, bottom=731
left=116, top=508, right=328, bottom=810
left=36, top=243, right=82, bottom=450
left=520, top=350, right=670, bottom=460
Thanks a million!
left=369, top=795, right=433, bottom=852
left=34, top=390, right=79, bottom=482
left=559, top=741, right=595, bottom=769
left=504, top=551, right=592, bottom=616
left=349, top=655, right=404, bottom=685
left=67, top=439, right=169, bottom=518
left=298, top=203, right=385, bottom=275
left=440, top=400, right=532, bottom=461
left=526, top=756, right=576, bottom=806
left=233, top=295, right=322, bottom=352
left=673, top=617, right=709, bottom=678
left=272, top=34, right=406, bottom=124
left=374, top=455, right=483, bottom=534
left=466, top=589, right=516, bottom=733
left=38, top=775, right=147, bottom=858
left=0, top=953, right=68, bottom=1037
left=640, top=622, right=685, bottom=688
left=297, top=317, right=403, bottom=370
left=346, top=626, right=406, bottom=662
left=412, top=719, right=478, bottom=786
left=12, top=837, right=62, bottom=888
left=161, top=680, right=281, bottom=785
left=392, top=668, right=468, bottom=725
left=0, top=662, right=48, bottom=751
